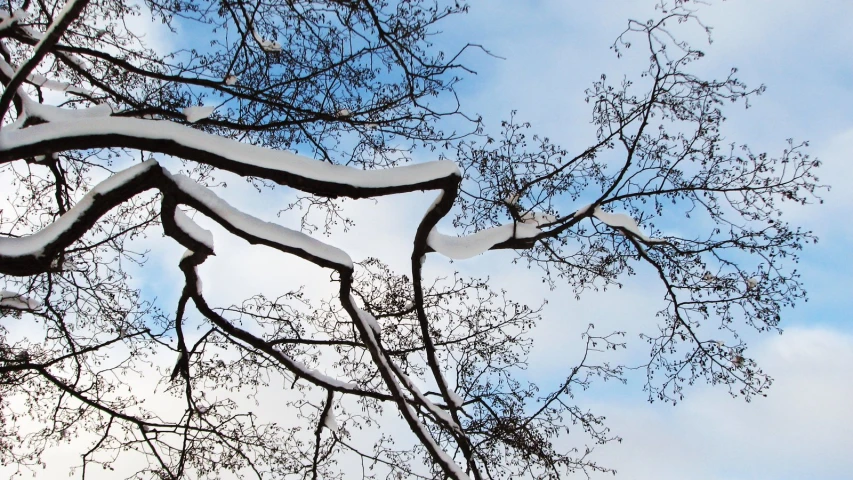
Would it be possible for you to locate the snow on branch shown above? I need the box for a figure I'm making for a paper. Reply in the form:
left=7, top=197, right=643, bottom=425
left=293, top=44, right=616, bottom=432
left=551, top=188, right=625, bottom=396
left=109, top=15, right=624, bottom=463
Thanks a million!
left=21, top=96, right=111, bottom=122
left=349, top=294, right=381, bottom=338
left=0, top=9, right=28, bottom=33
left=577, top=205, right=664, bottom=243
left=0, top=0, right=91, bottom=119
left=172, top=208, right=213, bottom=251
left=0, top=160, right=159, bottom=260
left=0, top=290, right=41, bottom=310
left=337, top=292, right=469, bottom=479
left=183, top=106, right=215, bottom=123
left=0, top=160, right=355, bottom=274
left=178, top=258, right=365, bottom=394
left=427, top=222, right=541, bottom=260
left=169, top=173, right=353, bottom=269
left=322, top=407, right=338, bottom=431
left=447, top=390, right=464, bottom=408
left=0, top=118, right=462, bottom=197
left=0, top=57, right=93, bottom=97
left=251, top=29, right=282, bottom=53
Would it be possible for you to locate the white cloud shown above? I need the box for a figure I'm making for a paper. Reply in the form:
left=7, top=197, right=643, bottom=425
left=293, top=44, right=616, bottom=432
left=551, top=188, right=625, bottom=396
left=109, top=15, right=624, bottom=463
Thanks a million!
left=585, top=327, right=853, bottom=479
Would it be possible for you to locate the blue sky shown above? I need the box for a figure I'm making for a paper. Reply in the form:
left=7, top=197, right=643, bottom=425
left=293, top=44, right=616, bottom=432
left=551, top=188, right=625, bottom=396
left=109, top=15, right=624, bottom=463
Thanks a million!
left=425, top=1, right=853, bottom=478
left=136, top=1, right=853, bottom=478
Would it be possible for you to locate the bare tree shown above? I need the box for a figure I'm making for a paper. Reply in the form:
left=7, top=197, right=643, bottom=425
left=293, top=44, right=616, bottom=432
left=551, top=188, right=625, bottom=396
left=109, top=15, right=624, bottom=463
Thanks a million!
left=0, top=1, right=822, bottom=479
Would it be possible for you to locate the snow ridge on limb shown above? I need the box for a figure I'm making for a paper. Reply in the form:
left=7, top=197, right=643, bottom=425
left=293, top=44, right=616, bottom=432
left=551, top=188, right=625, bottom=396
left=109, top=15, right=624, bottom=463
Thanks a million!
left=427, top=222, right=541, bottom=260
left=407, top=172, right=483, bottom=479
left=338, top=282, right=471, bottom=480
left=0, top=0, right=91, bottom=120
left=0, top=290, right=42, bottom=309
left=0, top=161, right=353, bottom=274
left=18, top=95, right=111, bottom=123
left=0, top=57, right=93, bottom=97
left=172, top=208, right=213, bottom=251
left=332, top=185, right=472, bottom=479
left=0, top=117, right=462, bottom=197
left=161, top=204, right=374, bottom=398
left=447, top=390, right=465, bottom=408
left=163, top=202, right=472, bottom=478
left=0, top=160, right=160, bottom=262
left=349, top=295, right=382, bottom=337
left=183, top=106, right=215, bottom=123
left=574, top=204, right=664, bottom=243
left=0, top=105, right=473, bottom=479
left=251, top=29, right=283, bottom=53
left=172, top=251, right=374, bottom=398
left=168, top=173, right=353, bottom=270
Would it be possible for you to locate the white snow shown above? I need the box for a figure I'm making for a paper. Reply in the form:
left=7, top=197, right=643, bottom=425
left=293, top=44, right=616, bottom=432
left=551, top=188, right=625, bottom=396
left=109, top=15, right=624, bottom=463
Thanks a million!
left=0, top=160, right=159, bottom=258
left=21, top=0, right=81, bottom=75
left=251, top=29, right=282, bottom=53
left=0, top=156, right=352, bottom=271
left=0, top=290, right=41, bottom=309
left=224, top=75, right=238, bottom=85
left=173, top=208, right=214, bottom=250
left=423, top=192, right=445, bottom=222
left=362, top=310, right=381, bottom=336
left=22, top=97, right=111, bottom=122
left=28, top=73, right=92, bottom=96
left=0, top=9, right=28, bottom=31
left=519, top=211, right=557, bottom=227
left=403, top=403, right=470, bottom=480
left=350, top=295, right=381, bottom=337
left=169, top=174, right=353, bottom=269
left=30, top=72, right=92, bottom=95
left=341, top=294, right=467, bottom=479
left=0, top=57, right=92, bottom=96
left=427, top=222, right=540, bottom=260
left=591, top=207, right=663, bottom=243
left=193, top=268, right=204, bottom=295
left=574, top=203, right=593, bottom=217
left=0, top=118, right=462, bottom=189
left=303, top=368, right=357, bottom=390
left=335, top=109, right=352, bottom=118
left=323, top=409, right=339, bottom=431
left=183, top=106, right=215, bottom=123
left=504, top=193, right=520, bottom=205
left=447, top=390, right=464, bottom=408
left=384, top=359, right=460, bottom=430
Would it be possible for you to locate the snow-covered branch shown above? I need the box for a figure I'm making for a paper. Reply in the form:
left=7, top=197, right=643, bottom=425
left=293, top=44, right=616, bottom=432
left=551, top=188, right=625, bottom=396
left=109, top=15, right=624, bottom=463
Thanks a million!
left=0, top=0, right=91, bottom=119
left=0, top=117, right=461, bottom=198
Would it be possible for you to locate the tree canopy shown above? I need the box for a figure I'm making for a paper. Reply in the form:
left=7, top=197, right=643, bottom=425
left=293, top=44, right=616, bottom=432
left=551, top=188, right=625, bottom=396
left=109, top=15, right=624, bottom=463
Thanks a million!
left=0, top=0, right=821, bottom=478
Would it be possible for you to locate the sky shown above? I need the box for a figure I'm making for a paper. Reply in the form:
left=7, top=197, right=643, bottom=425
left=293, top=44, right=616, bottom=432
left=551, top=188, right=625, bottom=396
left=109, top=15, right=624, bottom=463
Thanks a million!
left=435, top=1, right=853, bottom=478
left=3, top=0, right=853, bottom=478
left=172, top=1, right=853, bottom=477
